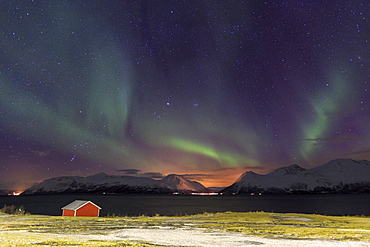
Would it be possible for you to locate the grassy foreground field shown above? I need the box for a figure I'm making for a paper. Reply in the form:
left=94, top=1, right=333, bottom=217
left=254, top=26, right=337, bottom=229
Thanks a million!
left=0, top=211, right=369, bottom=246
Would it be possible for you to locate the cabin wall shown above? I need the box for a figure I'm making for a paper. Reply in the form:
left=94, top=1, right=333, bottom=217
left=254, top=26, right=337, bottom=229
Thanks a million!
left=62, top=209, right=75, bottom=216
left=76, top=203, right=100, bottom=217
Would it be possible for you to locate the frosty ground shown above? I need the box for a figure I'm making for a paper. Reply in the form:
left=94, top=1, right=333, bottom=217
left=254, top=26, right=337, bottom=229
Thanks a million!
left=114, top=228, right=370, bottom=247
left=0, top=211, right=369, bottom=246
left=1, top=227, right=369, bottom=247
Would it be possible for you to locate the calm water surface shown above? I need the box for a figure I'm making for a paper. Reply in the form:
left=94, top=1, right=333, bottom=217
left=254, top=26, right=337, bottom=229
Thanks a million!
left=0, top=194, right=369, bottom=216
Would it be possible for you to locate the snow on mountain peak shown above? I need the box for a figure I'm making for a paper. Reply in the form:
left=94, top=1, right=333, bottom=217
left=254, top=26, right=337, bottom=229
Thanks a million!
left=22, top=173, right=207, bottom=195
left=270, top=164, right=305, bottom=175
left=161, top=174, right=206, bottom=191
left=223, top=158, right=370, bottom=194
left=310, top=159, right=370, bottom=184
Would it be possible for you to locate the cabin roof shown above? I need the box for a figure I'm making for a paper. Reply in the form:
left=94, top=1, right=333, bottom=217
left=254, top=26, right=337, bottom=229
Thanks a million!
left=61, top=200, right=101, bottom=211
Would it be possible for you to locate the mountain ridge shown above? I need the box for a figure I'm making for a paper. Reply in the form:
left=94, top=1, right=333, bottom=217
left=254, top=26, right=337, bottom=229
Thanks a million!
left=222, top=159, right=370, bottom=194
left=22, top=173, right=207, bottom=195
left=20, top=158, right=370, bottom=195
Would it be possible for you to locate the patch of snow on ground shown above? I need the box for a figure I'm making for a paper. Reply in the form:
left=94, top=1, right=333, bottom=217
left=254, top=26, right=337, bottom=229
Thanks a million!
left=111, top=228, right=370, bottom=247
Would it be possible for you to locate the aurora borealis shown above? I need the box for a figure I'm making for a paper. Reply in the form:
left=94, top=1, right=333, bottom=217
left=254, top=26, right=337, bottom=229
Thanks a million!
left=1, top=1, right=369, bottom=189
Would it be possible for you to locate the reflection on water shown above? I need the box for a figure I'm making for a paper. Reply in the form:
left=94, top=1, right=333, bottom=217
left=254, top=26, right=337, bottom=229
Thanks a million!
left=0, top=194, right=369, bottom=216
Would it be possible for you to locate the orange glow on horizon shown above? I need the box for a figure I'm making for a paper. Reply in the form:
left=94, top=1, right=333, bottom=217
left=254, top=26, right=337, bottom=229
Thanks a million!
left=8, top=191, right=22, bottom=196
left=177, top=167, right=263, bottom=188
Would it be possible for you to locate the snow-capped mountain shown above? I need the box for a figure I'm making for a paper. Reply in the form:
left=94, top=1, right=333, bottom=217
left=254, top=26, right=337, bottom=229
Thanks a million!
left=222, top=159, right=370, bottom=194
left=161, top=174, right=206, bottom=191
left=21, top=173, right=207, bottom=195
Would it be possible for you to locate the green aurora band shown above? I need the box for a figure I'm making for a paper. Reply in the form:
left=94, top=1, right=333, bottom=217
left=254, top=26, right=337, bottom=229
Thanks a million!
left=300, top=70, right=354, bottom=160
left=167, top=137, right=260, bottom=167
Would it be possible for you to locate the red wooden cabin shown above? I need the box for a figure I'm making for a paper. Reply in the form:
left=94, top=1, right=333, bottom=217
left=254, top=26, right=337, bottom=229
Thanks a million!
left=61, top=200, right=101, bottom=217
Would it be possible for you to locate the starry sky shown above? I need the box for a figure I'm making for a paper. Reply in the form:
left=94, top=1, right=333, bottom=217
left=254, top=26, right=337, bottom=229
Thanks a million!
left=1, top=0, right=369, bottom=189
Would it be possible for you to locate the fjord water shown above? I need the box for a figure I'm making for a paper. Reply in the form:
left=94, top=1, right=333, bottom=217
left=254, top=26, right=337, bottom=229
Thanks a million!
left=1, top=194, right=369, bottom=216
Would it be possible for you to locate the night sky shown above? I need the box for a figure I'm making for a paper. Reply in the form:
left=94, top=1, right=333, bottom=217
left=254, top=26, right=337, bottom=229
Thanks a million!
left=1, top=0, right=369, bottom=189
